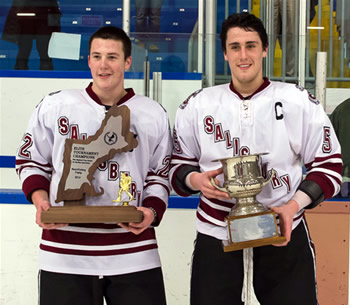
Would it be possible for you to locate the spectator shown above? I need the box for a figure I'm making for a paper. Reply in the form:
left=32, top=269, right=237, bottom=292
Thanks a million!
left=335, top=0, right=350, bottom=65
left=273, top=0, right=318, bottom=80
left=2, top=0, right=61, bottom=70
left=135, top=0, right=162, bottom=52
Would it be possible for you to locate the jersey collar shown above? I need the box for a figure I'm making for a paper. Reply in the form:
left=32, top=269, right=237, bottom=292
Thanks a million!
left=229, top=77, right=270, bottom=100
left=85, top=82, right=136, bottom=106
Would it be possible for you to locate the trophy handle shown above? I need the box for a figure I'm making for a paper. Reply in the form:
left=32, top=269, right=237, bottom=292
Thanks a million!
left=261, top=169, right=276, bottom=187
left=210, top=177, right=228, bottom=193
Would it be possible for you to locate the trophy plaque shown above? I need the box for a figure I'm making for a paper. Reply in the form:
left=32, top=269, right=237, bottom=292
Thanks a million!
left=41, top=105, right=143, bottom=224
left=211, top=154, right=286, bottom=252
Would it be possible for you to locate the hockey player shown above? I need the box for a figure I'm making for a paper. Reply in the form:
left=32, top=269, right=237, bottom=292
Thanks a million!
left=16, top=26, right=172, bottom=305
left=170, top=12, right=342, bottom=305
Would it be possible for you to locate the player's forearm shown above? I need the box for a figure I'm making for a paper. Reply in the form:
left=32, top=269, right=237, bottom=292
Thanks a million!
left=291, top=190, right=312, bottom=211
left=142, top=196, right=166, bottom=226
left=186, top=171, right=200, bottom=191
left=22, top=174, right=51, bottom=203
left=172, top=164, right=201, bottom=196
left=31, top=189, right=50, bottom=205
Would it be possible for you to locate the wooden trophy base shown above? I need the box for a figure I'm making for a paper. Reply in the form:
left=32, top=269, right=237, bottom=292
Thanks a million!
left=223, top=210, right=286, bottom=252
left=41, top=205, right=143, bottom=224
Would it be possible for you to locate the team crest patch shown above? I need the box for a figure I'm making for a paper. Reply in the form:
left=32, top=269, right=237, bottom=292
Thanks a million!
left=308, top=92, right=320, bottom=105
left=295, top=84, right=320, bottom=105
left=179, top=89, right=203, bottom=109
left=295, top=84, right=305, bottom=91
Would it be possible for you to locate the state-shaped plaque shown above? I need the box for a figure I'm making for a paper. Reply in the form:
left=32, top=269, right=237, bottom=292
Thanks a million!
left=41, top=105, right=143, bottom=224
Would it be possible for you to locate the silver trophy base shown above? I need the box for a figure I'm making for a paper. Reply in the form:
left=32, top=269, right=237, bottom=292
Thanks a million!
left=223, top=210, right=286, bottom=252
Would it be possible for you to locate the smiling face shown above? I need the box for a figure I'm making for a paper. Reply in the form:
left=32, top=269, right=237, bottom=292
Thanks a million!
left=88, top=38, right=131, bottom=104
left=224, top=27, right=267, bottom=95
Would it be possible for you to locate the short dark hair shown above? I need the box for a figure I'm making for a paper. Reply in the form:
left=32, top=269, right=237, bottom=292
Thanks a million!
left=88, top=26, right=132, bottom=59
left=220, top=12, right=268, bottom=53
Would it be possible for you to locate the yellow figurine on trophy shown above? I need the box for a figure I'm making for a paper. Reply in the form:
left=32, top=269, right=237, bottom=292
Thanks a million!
left=113, top=172, right=134, bottom=206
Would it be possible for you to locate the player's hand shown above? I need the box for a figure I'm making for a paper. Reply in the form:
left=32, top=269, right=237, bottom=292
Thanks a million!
left=270, top=200, right=299, bottom=246
left=190, top=168, right=230, bottom=200
left=118, top=207, right=155, bottom=235
left=31, top=190, right=68, bottom=230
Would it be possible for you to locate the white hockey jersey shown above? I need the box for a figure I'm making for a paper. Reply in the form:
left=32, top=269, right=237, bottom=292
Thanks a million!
left=16, top=84, right=172, bottom=276
left=170, top=79, right=342, bottom=241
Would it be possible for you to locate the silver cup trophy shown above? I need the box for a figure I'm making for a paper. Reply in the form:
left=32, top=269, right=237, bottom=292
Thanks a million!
left=211, top=153, right=286, bottom=252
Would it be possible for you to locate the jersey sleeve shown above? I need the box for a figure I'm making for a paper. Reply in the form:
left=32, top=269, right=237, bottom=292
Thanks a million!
left=169, top=92, right=202, bottom=197
left=15, top=98, right=54, bottom=201
left=297, top=90, right=342, bottom=201
left=142, top=108, right=172, bottom=225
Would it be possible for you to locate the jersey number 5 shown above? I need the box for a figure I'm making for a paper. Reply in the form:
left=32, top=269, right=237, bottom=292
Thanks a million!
left=322, top=127, right=332, bottom=153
